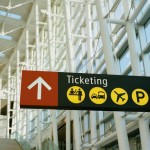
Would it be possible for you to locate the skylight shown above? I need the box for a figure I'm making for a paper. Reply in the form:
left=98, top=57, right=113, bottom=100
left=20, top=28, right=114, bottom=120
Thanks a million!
left=0, top=52, right=5, bottom=58
left=0, top=10, right=21, bottom=20
left=0, top=35, right=12, bottom=40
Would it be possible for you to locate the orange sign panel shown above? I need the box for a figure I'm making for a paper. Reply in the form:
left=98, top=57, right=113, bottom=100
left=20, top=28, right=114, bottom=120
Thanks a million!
left=20, top=70, right=58, bottom=108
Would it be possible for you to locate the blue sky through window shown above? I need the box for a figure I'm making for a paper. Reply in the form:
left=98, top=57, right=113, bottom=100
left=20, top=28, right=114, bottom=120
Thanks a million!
left=0, top=35, right=12, bottom=40
left=0, top=10, right=21, bottom=40
left=0, top=10, right=21, bottom=20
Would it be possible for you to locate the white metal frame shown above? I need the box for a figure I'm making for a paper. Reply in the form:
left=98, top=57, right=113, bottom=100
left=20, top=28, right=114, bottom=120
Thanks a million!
left=1, top=0, right=150, bottom=150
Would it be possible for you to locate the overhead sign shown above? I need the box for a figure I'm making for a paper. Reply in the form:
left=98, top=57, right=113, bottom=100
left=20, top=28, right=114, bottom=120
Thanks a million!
left=20, top=70, right=150, bottom=112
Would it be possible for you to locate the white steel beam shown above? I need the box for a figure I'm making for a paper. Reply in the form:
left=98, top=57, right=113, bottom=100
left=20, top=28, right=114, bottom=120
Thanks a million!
left=72, top=34, right=87, bottom=39
left=70, top=0, right=95, bottom=4
left=63, top=0, right=80, bottom=149
left=95, top=1, right=130, bottom=150
left=37, top=110, right=42, bottom=150
left=126, top=22, right=141, bottom=74
left=95, top=0, right=116, bottom=74
left=15, top=48, right=20, bottom=140
left=47, top=0, right=52, bottom=70
left=63, top=0, right=75, bottom=72
left=51, top=40, right=65, bottom=44
left=70, top=0, right=85, bottom=3
left=122, top=1, right=150, bottom=150
left=85, top=2, right=97, bottom=149
left=6, top=65, right=11, bottom=139
left=124, top=114, right=138, bottom=121
left=52, top=110, right=58, bottom=146
left=47, top=0, right=59, bottom=148
left=86, top=1, right=93, bottom=73
left=35, top=0, right=40, bottom=70
left=48, top=2, right=58, bottom=147
left=0, top=1, right=36, bottom=76
left=130, top=0, right=147, bottom=22
left=107, top=19, right=126, bottom=25
left=25, top=29, right=30, bottom=69
left=66, top=110, right=71, bottom=150
left=2, top=25, right=25, bottom=35
left=52, top=5, right=57, bottom=71
left=51, top=14, right=64, bottom=18
left=124, top=113, right=150, bottom=121
left=73, top=110, right=82, bottom=150
left=90, top=111, right=97, bottom=150
left=0, top=0, right=33, bottom=10
left=138, top=117, right=150, bottom=150
left=35, top=1, right=42, bottom=150
left=25, top=29, right=30, bottom=142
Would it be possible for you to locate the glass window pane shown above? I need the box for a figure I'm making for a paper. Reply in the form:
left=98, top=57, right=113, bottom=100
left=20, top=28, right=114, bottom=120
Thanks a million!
left=119, top=49, right=131, bottom=73
left=145, top=19, right=150, bottom=43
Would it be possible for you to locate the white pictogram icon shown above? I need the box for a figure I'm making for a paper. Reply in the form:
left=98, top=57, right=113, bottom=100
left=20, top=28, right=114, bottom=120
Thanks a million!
left=28, top=77, right=52, bottom=100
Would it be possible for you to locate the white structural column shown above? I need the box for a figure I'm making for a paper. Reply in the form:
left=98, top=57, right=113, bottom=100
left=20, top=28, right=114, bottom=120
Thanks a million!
left=138, top=117, right=150, bottom=150
left=126, top=22, right=141, bottom=74
left=86, top=1, right=93, bottom=73
left=47, top=0, right=59, bottom=148
left=35, top=1, right=42, bottom=149
left=63, top=0, right=81, bottom=149
left=90, top=111, right=97, bottom=150
left=52, top=110, right=58, bottom=147
left=122, top=1, right=150, bottom=150
left=47, top=0, right=52, bottom=70
left=35, top=0, right=40, bottom=70
left=99, top=111, right=104, bottom=138
left=95, top=1, right=130, bottom=150
left=95, top=0, right=116, bottom=74
left=122, top=0, right=141, bottom=75
left=66, top=110, right=71, bottom=150
left=63, top=0, right=75, bottom=72
left=7, top=65, right=11, bottom=139
left=85, top=2, right=97, bottom=149
left=25, top=29, right=30, bottom=142
left=26, top=109, right=29, bottom=142
left=52, top=5, right=57, bottom=70
left=73, top=111, right=82, bottom=150
left=112, top=112, right=130, bottom=150
left=16, top=48, right=20, bottom=140
left=37, top=110, right=42, bottom=150
left=26, top=29, right=29, bottom=69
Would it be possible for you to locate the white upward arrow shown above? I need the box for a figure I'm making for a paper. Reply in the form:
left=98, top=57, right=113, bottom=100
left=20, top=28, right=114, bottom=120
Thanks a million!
left=27, top=77, right=52, bottom=100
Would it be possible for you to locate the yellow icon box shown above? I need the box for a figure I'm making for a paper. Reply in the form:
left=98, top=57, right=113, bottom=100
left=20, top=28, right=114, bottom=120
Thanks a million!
left=67, top=86, right=85, bottom=104
left=111, top=88, right=128, bottom=105
left=89, top=87, right=107, bottom=104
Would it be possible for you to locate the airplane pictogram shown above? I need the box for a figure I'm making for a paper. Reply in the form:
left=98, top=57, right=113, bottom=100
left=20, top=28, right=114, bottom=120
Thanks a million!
left=114, top=91, right=126, bottom=102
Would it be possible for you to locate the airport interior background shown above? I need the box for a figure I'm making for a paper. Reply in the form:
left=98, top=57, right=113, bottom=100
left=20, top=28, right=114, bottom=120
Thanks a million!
left=0, top=0, right=150, bottom=150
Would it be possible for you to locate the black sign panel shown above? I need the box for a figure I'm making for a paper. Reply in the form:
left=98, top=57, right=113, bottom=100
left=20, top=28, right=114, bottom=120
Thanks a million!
left=20, top=70, right=150, bottom=112
left=58, top=72, right=150, bottom=112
